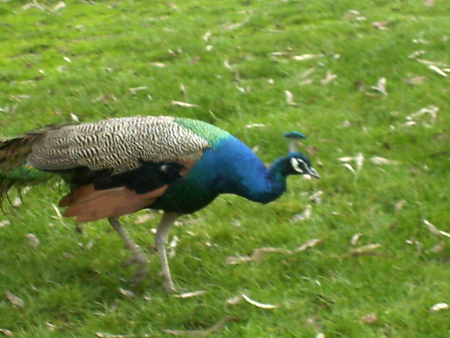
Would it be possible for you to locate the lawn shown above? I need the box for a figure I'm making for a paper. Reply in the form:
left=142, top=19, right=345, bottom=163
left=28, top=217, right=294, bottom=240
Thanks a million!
left=0, top=0, right=449, bottom=336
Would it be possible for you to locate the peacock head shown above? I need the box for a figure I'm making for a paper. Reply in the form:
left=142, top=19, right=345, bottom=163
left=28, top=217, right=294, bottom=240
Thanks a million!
left=284, top=131, right=320, bottom=179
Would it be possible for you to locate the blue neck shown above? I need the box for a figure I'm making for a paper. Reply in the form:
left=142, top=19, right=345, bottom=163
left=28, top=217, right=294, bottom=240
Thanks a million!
left=213, top=138, right=288, bottom=204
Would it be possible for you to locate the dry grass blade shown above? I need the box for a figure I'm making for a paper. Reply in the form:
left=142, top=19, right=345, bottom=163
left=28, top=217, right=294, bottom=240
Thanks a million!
left=347, top=244, right=390, bottom=257
left=171, top=101, right=199, bottom=108
left=163, top=316, right=233, bottom=336
left=173, top=290, right=207, bottom=298
left=423, top=219, right=450, bottom=238
left=294, top=238, right=322, bottom=252
left=5, top=291, right=25, bottom=308
left=240, top=293, right=279, bottom=309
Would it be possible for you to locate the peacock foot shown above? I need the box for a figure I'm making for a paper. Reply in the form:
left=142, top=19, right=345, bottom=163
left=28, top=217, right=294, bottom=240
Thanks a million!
left=163, top=279, right=178, bottom=294
left=122, top=247, right=148, bottom=286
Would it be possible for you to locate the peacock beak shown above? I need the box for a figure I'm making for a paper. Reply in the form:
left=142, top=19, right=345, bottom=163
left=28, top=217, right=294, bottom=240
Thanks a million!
left=307, top=166, right=321, bottom=180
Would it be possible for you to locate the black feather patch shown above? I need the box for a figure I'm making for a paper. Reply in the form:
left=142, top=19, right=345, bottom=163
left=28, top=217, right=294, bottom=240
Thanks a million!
left=93, top=160, right=184, bottom=194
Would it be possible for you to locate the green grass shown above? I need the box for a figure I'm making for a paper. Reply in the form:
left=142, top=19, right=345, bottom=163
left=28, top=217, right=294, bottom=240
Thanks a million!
left=1, top=0, right=449, bottom=336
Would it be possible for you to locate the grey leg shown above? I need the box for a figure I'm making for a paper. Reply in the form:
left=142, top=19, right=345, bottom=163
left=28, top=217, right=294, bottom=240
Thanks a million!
left=155, top=212, right=180, bottom=293
left=108, top=217, right=147, bottom=286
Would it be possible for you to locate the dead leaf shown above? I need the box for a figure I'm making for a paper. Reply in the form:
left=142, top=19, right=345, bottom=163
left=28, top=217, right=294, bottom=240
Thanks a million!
left=371, top=77, right=388, bottom=95
left=203, top=31, right=211, bottom=41
left=408, top=50, right=426, bottom=59
left=428, top=65, right=447, bottom=77
left=118, top=288, right=135, bottom=299
left=0, top=220, right=11, bottom=228
left=0, top=329, right=13, bottom=336
left=308, top=191, right=323, bottom=204
left=226, top=239, right=321, bottom=264
left=294, top=239, right=322, bottom=252
left=291, top=205, right=312, bottom=222
left=429, top=241, right=446, bottom=253
left=95, top=333, right=128, bottom=338
left=342, top=163, right=356, bottom=174
left=344, top=9, right=366, bottom=21
left=5, top=291, right=25, bottom=308
left=223, top=59, right=233, bottom=69
left=430, top=303, right=448, bottom=312
left=408, top=105, right=438, bottom=124
left=293, top=54, right=323, bottom=61
left=180, top=84, right=188, bottom=101
left=424, top=0, right=435, bottom=8
left=129, top=86, right=148, bottom=94
left=245, top=123, right=266, bottom=129
left=135, top=213, right=156, bottom=224
left=285, top=90, right=297, bottom=105
left=150, top=62, right=165, bottom=67
left=348, top=244, right=386, bottom=257
left=321, top=70, right=337, bottom=85
left=226, top=247, right=291, bottom=265
left=70, top=112, right=80, bottom=122
left=173, top=290, right=207, bottom=298
left=240, top=293, right=279, bottom=309
left=423, top=219, right=450, bottom=239
left=171, top=101, right=198, bottom=108
left=362, top=312, right=378, bottom=323
left=11, top=198, right=22, bottom=208
left=372, top=21, right=388, bottom=30
left=52, top=1, right=66, bottom=11
left=226, top=295, right=244, bottom=305
left=395, top=200, right=407, bottom=212
left=403, top=76, right=427, bottom=85
left=163, top=316, right=233, bottom=336
left=222, top=16, right=250, bottom=31
left=370, top=156, right=401, bottom=165
left=351, top=233, right=362, bottom=246
left=26, top=233, right=40, bottom=248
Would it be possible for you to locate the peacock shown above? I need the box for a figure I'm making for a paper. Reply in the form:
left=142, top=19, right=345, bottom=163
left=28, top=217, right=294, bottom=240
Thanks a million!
left=0, top=115, right=319, bottom=293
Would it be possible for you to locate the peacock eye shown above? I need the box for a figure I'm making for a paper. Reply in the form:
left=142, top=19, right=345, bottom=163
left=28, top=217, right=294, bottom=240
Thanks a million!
left=290, top=158, right=304, bottom=173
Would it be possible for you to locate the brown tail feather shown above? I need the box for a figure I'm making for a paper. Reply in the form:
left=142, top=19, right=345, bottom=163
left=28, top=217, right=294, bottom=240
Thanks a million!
left=60, top=184, right=167, bottom=222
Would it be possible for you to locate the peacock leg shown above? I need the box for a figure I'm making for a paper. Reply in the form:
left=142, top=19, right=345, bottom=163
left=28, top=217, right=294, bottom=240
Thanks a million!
left=108, top=217, right=147, bottom=286
left=156, top=212, right=180, bottom=294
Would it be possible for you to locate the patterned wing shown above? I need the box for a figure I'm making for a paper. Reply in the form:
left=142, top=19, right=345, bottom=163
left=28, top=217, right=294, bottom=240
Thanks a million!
left=27, top=116, right=210, bottom=175
left=26, top=116, right=212, bottom=222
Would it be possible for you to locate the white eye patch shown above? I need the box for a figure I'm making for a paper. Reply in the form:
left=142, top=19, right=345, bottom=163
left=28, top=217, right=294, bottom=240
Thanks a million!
left=291, top=158, right=306, bottom=173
